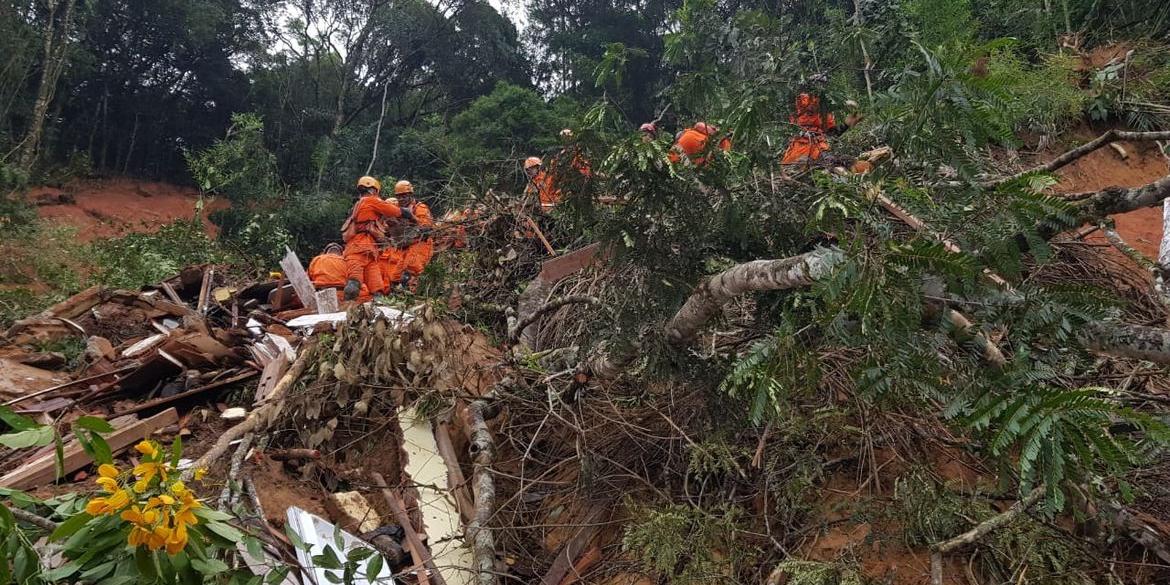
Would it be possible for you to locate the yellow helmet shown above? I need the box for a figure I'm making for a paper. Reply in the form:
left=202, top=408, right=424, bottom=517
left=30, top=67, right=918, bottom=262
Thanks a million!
left=394, top=180, right=414, bottom=195
left=524, top=156, right=543, bottom=170
left=356, top=176, right=382, bottom=193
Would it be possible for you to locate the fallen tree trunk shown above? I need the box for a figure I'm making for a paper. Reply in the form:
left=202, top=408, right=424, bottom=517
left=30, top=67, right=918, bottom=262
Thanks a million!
left=467, top=400, right=497, bottom=585
left=665, top=247, right=846, bottom=343
left=182, top=342, right=314, bottom=481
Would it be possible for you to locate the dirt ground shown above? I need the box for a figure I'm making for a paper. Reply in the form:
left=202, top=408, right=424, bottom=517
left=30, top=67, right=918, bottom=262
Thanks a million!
left=26, top=177, right=227, bottom=241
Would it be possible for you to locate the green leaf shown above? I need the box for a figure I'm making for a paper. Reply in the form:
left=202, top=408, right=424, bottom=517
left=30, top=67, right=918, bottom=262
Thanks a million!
left=191, top=557, right=231, bottom=575
left=75, top=416, right=115, bottom=433
left=284, top=523, right=306, bottom=551
left=0, top=488, right=40, bottom=509
left=50, top=512, right=94, bottom=541
left=246, top=535, right=264, bottom=559
left=193, top=507, right=235, bottom=522
left=0, top=406, right=37, bottom=431
left=313, top=544, right=343, bottom=570
left=87, top=431, right=114, bottom=465
left=0, top=425, right=54, bottom=449
left=204, top=519, right=245, bottom=543
left=364, top=553, right=384, bottom=581
left=171, top=435, right=183, bottom=467
left=135, top=545, right=159, bottom=581
left=0, top=502, right=13, bottom=530
left=43, top=558, right=84, bottom=580
left=265, top=566, right=291, bottom=585
left=79, top=560, right=118, bottom=581
left=54, top=432, right=65, bottom=481
left=97, top=575, right=140, bottom=585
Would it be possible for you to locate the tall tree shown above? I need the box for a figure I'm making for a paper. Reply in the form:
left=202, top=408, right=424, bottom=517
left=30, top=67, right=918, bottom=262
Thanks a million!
left=17, top=0, right=77, bottom=171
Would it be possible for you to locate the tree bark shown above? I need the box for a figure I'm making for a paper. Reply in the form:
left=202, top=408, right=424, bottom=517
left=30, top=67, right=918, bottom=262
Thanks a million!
left=665, top=247, right=846, bottom=343
left=929, top=487, right=1044, bottom=585
left=1072, top=174, right=1170, bottom=221
left=18, top=0, right=76, bottom=171
left=1080, top=321, right=1170, bottom=364
left=467, top=400, right=497, bottom=585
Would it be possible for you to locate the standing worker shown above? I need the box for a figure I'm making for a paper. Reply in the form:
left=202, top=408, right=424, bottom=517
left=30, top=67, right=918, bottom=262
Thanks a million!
left=669, top=122, right=731, bottom=166
left=524, top=157, right=560, bottom=211
left=340, top=176, right=413, bottom=301
left=780, top=93, right=862, bottom=166
left=387, top=180, right=434, bottom=291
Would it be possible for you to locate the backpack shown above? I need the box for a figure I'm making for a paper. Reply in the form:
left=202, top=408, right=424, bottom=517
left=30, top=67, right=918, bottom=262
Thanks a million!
left=340, top=198, right=387, bottom=243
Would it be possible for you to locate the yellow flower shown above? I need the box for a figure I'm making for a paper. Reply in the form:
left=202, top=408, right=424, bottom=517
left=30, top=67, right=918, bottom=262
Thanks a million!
left=132, top=460, right=167, bottom=488
left=165, top=521, right=188, bottom=555
left=193, top=467, right=208, bottom=481
left=135, top=440, right=160, bottom=459
left=170, top=481, right=188, bottom=497
left=128, top=524, right=151, bottom=547
left=146, top=494, right=175, bottom=509
left=148, top=524, right=171, bottom=551
left=84, top=489, right=131, bottom=516
left=95, top=476, right=118, bottom=493
left=98, top=464, right=119, bottom=478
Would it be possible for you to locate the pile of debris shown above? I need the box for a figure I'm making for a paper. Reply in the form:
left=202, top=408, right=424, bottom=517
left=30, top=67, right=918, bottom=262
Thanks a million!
left=0, top=246, right=508, bottom=585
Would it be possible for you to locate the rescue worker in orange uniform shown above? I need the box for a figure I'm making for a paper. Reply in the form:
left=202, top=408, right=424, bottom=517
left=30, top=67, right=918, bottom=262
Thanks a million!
left=668, top=122, right=731, bottom=166
left=380, top=180, right=434, bottom=292
left=780, top=93, right=861, bottom=166
left=341, top=176, right=413, bottom=300
left=310, top=243, right=368, bottom=300
left=639, top=122, right=658, bottom=143
left=524, top=157, right=560, bottom=211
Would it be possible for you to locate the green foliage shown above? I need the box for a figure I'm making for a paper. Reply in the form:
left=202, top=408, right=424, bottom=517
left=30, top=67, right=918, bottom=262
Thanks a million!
left=768, top=560, right=864, bottom=585
left=31, top=336, right=87, bottom=371
left=894, top=468, right=1094, bottom=584
left=91, top=221, right=235, bottom=289
left=905, top=0, right=975, bottom=48
left=186, top=113, right=282, bottom=204
left=957, top=386, right=1170, bottom=510
left=621, top=502, right=750, bottom=584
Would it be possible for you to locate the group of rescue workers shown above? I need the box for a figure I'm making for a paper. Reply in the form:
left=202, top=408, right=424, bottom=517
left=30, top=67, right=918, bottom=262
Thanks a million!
left=305, top=92, right=859, bottom=304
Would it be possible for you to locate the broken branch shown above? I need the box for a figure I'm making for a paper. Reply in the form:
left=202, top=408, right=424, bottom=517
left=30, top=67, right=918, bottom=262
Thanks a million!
left=983, top=130, right=1170, bottom=188
left=930, top=487, right=1044, bottom=585
left=507, top=295, right=601, bottom=345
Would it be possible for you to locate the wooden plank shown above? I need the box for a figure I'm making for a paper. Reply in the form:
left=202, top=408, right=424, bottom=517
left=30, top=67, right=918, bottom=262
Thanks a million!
left=315, top=288, right=339, bottom=315
left=279, top=247, right=317, bottom=311
left=539, top=243, right=605, bottom=283
left=433, top=418, right=475, bottom=525
left=115, top=371, right=258, bottom=417
left=0, top=408, right=179, bottom=490
left=160, top=282, right=184, bottom=306
left=371, top=472, right=444, bottom=585
left=522, top=214, right=556, bottom=256
left=2, top=364, right=139, bottom=407
left=540, top=508, right=605, bottom=585
left=197, top=268, right=214, bottom=313
left=254, top=352, right=290, bottom=405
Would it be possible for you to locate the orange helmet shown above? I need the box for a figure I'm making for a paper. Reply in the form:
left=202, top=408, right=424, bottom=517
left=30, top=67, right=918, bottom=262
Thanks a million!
left=524, top=156, right=543, bottom=170
left=356, top=176, right=382, bottom=193
left=693, top=122, right=717, bottom=135
left=394, top=180, right=414, bottom=195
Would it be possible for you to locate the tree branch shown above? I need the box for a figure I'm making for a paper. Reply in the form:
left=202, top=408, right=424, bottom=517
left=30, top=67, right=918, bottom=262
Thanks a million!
left=983, top=130, right=1170, bottom=188
left=665, top=247, right=846, bottom=343
left=929, top=487, right=1044, bottom=585
left=507, top=295, right=601, bottom=345
left=1072, top=174, right=1170, bottom=222
left=6, top=503, right=59, bottom=532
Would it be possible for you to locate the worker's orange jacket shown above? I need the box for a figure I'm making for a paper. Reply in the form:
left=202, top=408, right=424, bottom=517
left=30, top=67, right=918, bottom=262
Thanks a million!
left=668, top=129, right=731, bottom=166
left=781, top=93, right=837, bottom=165
left=401, top=201, right=434, bottom=276
left=527, top=171, right=561, bottom=211
left=343, top=195, right=404, bottom=287
left=308, top=252, right=348, bottom=288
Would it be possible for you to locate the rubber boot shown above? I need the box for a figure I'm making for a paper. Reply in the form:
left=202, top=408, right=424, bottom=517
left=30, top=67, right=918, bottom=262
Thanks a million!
left=343, top=279, right=361, bottom=301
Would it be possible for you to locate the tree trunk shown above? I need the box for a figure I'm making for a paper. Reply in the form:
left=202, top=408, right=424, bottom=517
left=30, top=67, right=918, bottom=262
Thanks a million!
left=665, top=247, right=846, bottom=343
left=467, top=400, right=497, bottom=585
left=18, top=0, right=76, bottom=172
left=1080, top=321, right=1170, bottom=364
left=1073, top=174, right=1170, bottom=221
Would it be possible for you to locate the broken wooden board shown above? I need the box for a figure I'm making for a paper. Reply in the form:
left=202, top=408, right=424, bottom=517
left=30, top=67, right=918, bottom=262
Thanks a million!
left=0, top=408, right=179, bottom=490
left=160, top=331, right=240, bottom=369
left=315, top=288, right=340, bottom=314
left=538, top=243, right=606, bottom=283
left=2, top=286, right=104, bottom=338
left=279, top=247, right=317, bottom=311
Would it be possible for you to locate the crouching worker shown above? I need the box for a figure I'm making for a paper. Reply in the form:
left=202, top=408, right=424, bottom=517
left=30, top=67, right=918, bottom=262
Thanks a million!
left=309, top=243, right=368, bottom=301
left=340, top=176, right=414, bottom=300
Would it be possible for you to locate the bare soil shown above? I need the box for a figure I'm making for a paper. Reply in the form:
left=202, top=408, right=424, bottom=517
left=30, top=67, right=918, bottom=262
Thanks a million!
left=26, top=177, right=227, bottom=242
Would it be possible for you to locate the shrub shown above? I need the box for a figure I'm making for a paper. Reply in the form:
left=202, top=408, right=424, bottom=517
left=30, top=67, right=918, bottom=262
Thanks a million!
left=91, top=221, right=234, bottom=289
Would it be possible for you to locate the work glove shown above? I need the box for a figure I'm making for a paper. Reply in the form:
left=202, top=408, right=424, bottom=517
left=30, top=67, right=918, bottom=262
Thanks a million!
left=399, top=272, right=412, bottom=289
left=399, top=206, right=414, bottom=222
left=343, top=279, right=361, bottom=301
